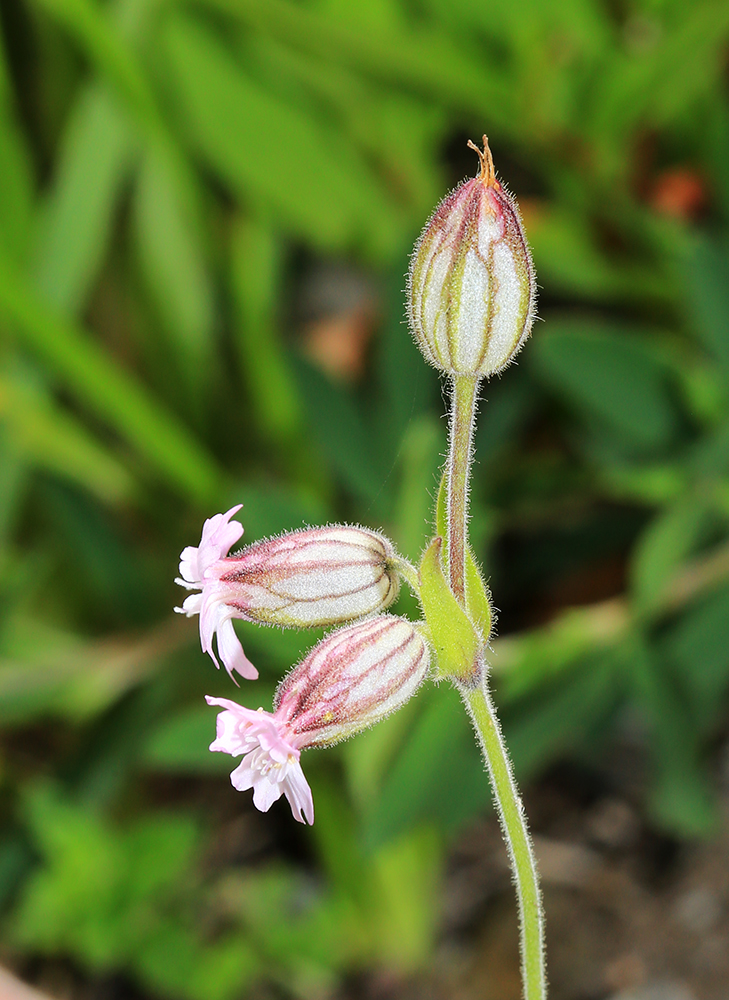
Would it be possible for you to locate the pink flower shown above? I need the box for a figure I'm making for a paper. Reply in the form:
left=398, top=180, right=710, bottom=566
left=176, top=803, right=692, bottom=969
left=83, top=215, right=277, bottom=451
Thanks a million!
left=176, top=513, right=402, bottom=680
left=206, top=696, right=314, bottom=824
left=175, top=506, right=258, bottom=681
left=206, top=615, right=430, bottom=824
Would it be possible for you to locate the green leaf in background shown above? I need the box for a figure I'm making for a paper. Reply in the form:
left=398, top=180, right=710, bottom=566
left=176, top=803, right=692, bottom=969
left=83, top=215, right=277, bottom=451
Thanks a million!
left=0, top=20, right=34, bottom=265
left=592, top=0, right=729, bottom=143
left=247, top=35, right=445, bottom=217
left=532, top=319, right=678, bottom=451
left=10, top=783, right=252, bottom=1000
left=0, top=362, right=134, bottom=505
left=369, top=826, right=442, bottom=974
left=229, top=217, right=301, bottom=447
left=627, top=636, right=717, bottom=837
left=630, top=496, right=710, bottom=614
left=392, top=414, right=441, bottom=561
left=309, top=772, right=442, bottom=973
left=706, top=94, right=729, bottom=224
left=201, top=0, right=512, bottom=125
left=133, top=144, right=214, bottom=404
left=662, top=581, right=729, bottom=731
left=232, top=480, right=327, bottom=540
left=0, top=251, right=223, bottom=505
left=475, top=372, right=535, bottom=466
left=136, top=925, right=260, bottom=1000
left=525, top=206, right=663, bottom=303
left=34, top=84, right=136, bottom=315
left=0, top=427, right=28, bottom=550
left=364, top=685, right=487, bottom=846
left=0, top=621, right=183, bottom=727
left=163, top=12, right=400, bottom=257
left=142, top=703, right=231, bottom=774
left=12, top=784, right=126, bottom=967
left=33, top=0, right=164, bottom=140
left=375, top=259, right=439, bottom=459
left=682, top=233, right=729, bottom=377
left=293, top=357, right=383, bottom=503
left=504, top=655, right=618, bottom=779
left=42, top=480, right=149, bottom=625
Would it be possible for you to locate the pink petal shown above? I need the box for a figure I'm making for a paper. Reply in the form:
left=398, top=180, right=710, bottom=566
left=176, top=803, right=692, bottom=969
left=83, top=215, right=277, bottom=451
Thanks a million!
left=229, top=756, right=258, bottom=792
left=283, top=762, right=314, bottom=825
left=251, top=776, right=285, bottom=813
left=198, top=506, right=244, bottom=573
left=216, top=618, right=259, bottom=681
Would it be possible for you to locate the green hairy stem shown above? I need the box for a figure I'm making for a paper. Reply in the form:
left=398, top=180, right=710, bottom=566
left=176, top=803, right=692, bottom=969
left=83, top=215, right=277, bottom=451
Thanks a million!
left=446, top=374, right=479, bottom=604
left=459, top=674, right=546, bottom=1000
left=443, top=373, right=547, bottom=1000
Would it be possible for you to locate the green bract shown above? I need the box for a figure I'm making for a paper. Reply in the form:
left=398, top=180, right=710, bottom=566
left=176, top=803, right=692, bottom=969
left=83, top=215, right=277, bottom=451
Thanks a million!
left=418, top=536, right=481, bottom=682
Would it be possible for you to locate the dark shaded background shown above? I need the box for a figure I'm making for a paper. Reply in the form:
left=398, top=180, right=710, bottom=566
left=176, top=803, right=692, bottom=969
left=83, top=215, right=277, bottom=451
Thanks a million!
left=1, top=0, right=729, bottom=998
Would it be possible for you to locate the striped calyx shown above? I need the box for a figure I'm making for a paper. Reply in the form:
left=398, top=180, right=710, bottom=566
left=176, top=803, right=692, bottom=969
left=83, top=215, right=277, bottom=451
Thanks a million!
left=274, top=616, right=429, bottom=747
left=218, top=525, right=400, bottom=627
left=407, top=136, right=536, bottom=377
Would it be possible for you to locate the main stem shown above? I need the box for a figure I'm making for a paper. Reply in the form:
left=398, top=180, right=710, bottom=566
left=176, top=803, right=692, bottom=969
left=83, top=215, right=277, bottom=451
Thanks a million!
left=460, top=675, right=546, bottom=1000
left=446, top=374, right=480, bottom=603
left=446, top=372, right=546, bottom=1000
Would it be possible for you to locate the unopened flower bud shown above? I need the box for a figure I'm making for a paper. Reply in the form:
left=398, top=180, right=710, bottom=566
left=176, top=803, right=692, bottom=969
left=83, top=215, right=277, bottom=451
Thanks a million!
left=207, top=615, right=429, bottom=823
left=407, top=136, right=536, bottom=377
left=175, top=508, right=401, bottom=680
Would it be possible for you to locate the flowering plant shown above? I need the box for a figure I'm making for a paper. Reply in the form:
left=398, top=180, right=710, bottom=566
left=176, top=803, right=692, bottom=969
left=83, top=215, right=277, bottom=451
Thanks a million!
left=176, top=138, right=546, bottom=1000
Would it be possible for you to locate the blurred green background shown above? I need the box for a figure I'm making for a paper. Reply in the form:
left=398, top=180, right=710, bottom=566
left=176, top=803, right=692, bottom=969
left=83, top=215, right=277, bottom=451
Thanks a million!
left=2, top=0, right=729, bottom=996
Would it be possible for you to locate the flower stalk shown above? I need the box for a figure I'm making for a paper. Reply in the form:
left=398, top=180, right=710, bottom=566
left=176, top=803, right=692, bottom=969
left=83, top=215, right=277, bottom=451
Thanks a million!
left=459, top=671, right=546, bottom=1000
left=446, top=374, right=480, bottom=605
left=410, top=137, right=545, bottom=1000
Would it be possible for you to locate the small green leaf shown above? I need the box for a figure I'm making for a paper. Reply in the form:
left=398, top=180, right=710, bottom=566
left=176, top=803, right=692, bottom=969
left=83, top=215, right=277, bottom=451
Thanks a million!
left=433, top=471, right=491, bottom=637
left=465, top=551, right=492, bottom=638
left=630, top=497, right=709, bottom=614
left=419, top=537, right=480, bottom=681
